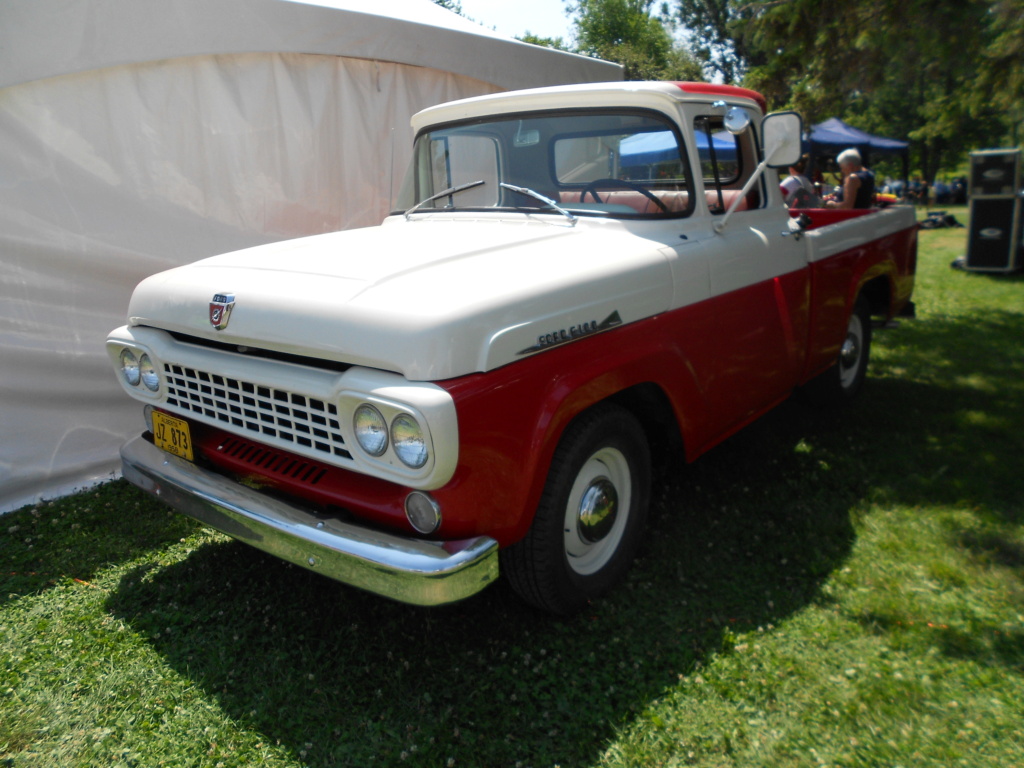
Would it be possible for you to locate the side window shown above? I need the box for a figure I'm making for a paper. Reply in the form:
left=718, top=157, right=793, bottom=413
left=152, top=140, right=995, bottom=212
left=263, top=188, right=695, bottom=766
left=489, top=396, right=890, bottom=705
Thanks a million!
left=694, top=114, right=761, bottom=213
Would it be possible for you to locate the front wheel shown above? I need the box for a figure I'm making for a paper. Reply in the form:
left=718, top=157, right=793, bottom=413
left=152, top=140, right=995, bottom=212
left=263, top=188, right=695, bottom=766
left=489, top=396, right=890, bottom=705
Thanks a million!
left=501, top=404, right=650, bottom=615
left=803, top=295, right=872, bottom=405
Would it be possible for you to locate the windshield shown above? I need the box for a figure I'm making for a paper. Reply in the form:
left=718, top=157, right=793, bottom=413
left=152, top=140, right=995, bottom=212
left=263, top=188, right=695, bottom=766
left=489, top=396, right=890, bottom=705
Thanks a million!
left=394, top=110, right=695, bottom=219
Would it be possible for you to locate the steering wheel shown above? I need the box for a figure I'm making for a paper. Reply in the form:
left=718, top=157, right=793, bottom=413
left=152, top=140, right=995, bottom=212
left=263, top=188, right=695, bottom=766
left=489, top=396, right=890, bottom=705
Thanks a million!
left=580, top=178, right=670, bottom=213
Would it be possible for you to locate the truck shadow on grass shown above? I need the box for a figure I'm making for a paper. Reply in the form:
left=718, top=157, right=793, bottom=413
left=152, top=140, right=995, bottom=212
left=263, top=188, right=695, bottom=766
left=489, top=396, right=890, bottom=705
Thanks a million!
left=101, top=401, right=866, bottom=768
left=101, top=311, right=1024, bottom=767
left=0, top=479, right=199, bottom=608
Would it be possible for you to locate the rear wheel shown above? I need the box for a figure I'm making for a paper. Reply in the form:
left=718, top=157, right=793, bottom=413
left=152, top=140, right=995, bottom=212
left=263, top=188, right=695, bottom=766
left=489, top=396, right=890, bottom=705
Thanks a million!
left=501, top=404, right=650, bottom=615
left=804, top=295, right=872, bottom=405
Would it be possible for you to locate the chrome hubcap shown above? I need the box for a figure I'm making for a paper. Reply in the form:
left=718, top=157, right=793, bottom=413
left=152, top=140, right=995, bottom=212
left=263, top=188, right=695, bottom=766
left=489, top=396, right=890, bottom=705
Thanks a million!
left=838, top=314, right=863, bottom=388
left=840, top=333, right=860, bottom=370
left=563, top=447, right=631, bottom=576
left=577, top=477, right=618, bottom=543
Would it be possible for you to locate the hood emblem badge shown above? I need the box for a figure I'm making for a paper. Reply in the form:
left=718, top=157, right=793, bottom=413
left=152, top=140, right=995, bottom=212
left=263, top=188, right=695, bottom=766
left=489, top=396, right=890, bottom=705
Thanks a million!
left=209, top=293, right=235, bottom=330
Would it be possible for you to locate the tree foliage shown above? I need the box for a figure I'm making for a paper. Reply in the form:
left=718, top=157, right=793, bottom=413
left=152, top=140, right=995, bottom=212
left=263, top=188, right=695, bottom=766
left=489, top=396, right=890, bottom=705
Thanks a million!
left=518, top=33, right=573, bottom=52
left=433, top=0, right=701, bottom=81
left=671, top=0, right=1023, bottom=180
left=570, top=0, right=703, bottom=80
left=431, top=0, right=463, bottom=14
left=673, top=0, right=748, bottom=84
left=977, top=0, right=1024, bottom=143
left=441, top=0, right=1020, bottom=180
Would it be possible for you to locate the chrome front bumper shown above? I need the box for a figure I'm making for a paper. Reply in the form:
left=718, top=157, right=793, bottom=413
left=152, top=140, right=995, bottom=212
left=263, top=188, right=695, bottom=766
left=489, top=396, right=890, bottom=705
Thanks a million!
left=120, top=436, right=499, bottom=606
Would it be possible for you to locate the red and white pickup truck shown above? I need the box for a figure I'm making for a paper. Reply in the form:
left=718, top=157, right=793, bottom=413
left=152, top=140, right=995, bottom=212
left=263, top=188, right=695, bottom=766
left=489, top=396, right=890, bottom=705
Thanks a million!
left=107, top=82, right=917, bottom=614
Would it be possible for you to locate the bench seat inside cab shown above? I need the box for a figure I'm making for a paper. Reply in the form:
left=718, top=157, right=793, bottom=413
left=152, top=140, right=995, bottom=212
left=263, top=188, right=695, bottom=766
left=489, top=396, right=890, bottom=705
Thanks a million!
left=558, top=189, right=752, bottom=215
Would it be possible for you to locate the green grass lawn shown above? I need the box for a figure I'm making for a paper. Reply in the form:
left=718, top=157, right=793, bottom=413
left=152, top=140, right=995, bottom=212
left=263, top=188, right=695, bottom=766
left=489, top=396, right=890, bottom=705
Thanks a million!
left=3, top=205, right=1022, bottom=767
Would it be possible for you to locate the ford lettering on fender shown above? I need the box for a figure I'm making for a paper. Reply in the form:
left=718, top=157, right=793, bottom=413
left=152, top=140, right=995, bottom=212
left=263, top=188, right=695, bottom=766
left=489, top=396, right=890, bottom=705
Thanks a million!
left=107, top=82, right=917, bottom=614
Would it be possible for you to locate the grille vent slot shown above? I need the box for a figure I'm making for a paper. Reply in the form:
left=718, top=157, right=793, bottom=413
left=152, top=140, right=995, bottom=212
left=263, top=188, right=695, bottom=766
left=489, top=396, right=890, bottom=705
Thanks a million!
left=162, top=362, right=352, bottom=461
left=218, top=436, right=328, bottom=485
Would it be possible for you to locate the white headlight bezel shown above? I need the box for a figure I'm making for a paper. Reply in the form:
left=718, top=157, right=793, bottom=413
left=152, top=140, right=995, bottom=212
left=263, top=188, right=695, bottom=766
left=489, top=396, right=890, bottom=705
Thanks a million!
left=109, top=340, right=163, bottom=401
left=337, top=368, right=458, bottom=489
left=349, top=398, right=433, bottom=470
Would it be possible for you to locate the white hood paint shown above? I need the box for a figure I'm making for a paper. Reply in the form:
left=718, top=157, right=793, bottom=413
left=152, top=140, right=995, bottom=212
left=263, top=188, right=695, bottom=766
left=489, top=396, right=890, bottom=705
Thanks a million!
left=128, top=215, right=676, bottom=380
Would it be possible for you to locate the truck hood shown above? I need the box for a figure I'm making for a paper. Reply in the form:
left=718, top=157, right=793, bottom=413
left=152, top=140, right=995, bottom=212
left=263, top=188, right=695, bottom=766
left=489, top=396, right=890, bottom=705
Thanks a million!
left=128, top=216, right=675, bottom=380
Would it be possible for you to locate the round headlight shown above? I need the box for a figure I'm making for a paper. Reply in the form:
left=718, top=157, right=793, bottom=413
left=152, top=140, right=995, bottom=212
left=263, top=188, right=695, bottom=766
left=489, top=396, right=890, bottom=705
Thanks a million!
left=353, top=404, right=388, bottom=457
left=391, top=413, right=428, bottom=469
left=139, top=354, right=160, bottom=392
left=120, top=349, right=141, bottom=386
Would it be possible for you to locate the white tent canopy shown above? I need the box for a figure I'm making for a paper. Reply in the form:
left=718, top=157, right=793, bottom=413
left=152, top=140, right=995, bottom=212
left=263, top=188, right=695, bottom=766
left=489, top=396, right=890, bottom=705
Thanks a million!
left=1, top=0, right=618, bottom=94
left=0, top=0, right=621, bottom=513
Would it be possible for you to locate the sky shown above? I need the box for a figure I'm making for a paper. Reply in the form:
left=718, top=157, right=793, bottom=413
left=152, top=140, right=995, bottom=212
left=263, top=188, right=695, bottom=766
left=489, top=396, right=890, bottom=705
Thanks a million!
left=457, top=0, right=576, bottom=43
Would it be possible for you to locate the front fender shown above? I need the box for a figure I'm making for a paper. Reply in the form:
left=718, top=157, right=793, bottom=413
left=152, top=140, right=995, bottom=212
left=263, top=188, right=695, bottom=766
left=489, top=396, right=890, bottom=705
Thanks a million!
left=436, top=313, right=707, bottom=546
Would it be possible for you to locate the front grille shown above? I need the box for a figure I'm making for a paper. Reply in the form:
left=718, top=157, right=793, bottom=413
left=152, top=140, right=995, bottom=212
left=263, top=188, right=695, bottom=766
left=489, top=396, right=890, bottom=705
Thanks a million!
left=163, top=363, right=352, bottom=461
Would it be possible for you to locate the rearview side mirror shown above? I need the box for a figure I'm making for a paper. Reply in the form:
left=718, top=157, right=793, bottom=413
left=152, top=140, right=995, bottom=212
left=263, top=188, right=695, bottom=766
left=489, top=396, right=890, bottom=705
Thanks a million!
left=723, top=106, right=751, bottom=135
left=761, top=111, right=803, bottom=169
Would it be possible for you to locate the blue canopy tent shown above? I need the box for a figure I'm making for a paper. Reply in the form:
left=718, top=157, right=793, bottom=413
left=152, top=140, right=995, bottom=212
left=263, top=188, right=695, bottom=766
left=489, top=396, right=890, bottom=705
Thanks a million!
left=805, top=117, right=909, bottom=183
left=621, top=129, right=737, bottom=167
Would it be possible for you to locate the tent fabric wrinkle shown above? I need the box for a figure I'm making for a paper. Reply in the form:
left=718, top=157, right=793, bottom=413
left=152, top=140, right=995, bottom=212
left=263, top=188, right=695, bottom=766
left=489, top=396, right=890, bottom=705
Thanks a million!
left=0, top=0, right=621, bottom=514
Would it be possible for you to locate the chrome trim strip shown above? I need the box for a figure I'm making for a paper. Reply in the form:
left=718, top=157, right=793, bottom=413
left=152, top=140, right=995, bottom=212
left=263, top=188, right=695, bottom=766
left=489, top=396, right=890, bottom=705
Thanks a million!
left=120, top=436, right=499, bottom=606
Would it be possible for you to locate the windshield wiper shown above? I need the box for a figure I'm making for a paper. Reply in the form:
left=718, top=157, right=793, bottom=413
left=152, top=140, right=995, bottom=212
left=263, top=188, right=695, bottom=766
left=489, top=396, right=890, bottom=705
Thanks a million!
left=404, top=179, right=486, bottom=220
left=500, top=183, right=577, bottom=226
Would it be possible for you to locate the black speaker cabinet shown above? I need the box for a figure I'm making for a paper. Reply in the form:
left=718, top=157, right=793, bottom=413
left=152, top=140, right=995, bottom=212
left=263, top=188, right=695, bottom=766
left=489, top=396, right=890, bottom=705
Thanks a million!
left=966, top=149, right=1023, bottom=273
left=970, top=149, right=1021, bottom=196
left=966, top=197, right=1022, bottom=271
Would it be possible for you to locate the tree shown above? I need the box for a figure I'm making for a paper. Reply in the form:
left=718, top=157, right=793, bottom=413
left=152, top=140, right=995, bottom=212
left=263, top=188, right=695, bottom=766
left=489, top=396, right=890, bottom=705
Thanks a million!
left=518, top=33, right=573, bottom=52
left=674, top=0, right=1018, bottom=181
left=431, top=0, right=463, bottom=13
left=569, top=0, right=703, bottom=80
left=976, top=0, right=1024, bottom=144
left=672, top=0, right=749, bottom=84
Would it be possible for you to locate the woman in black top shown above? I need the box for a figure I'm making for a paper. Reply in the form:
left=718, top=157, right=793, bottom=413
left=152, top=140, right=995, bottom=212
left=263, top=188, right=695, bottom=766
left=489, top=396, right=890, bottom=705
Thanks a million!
left=826, top=148, right=875, bottom=209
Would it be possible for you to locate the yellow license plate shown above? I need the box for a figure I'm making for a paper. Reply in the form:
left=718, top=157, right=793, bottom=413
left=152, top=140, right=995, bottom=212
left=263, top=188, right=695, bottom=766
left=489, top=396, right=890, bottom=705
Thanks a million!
left=152, top=411, right=194, bottom=462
